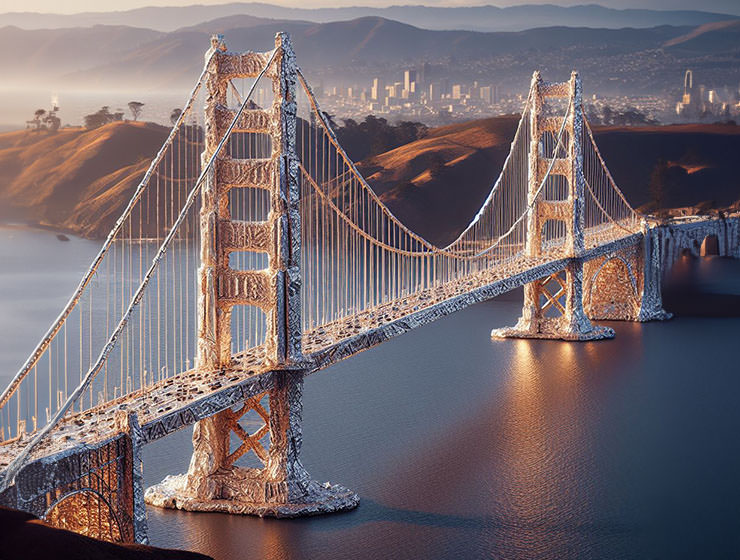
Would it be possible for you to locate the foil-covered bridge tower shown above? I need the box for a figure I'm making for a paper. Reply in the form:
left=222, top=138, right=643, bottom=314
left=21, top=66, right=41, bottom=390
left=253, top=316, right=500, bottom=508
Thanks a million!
left=145, top=33, right=358, bottom=517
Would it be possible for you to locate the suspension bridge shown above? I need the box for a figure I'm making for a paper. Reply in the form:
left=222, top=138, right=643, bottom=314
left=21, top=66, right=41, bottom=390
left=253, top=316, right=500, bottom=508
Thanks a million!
left=0, top=33, right=737, bottom=543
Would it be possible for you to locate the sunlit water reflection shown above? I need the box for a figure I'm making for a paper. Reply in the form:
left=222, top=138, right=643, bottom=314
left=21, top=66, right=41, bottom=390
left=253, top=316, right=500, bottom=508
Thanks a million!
left=1, top=227, right=739, bottom=559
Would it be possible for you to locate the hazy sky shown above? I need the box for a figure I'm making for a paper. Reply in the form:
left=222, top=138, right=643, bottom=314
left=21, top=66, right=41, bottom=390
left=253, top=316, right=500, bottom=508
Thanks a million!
left=2, top=0, right=737, bottom=14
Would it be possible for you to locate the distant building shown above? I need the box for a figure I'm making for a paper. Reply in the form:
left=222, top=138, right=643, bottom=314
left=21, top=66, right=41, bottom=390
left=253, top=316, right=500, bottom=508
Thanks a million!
left=404, top=69, right=417, bottom=93
left=428, top=83, right=440, bottom=102
left=371, top=78, right=384, bottom=101
left=676, top=69, right=700, bottom=118
left=480, top=85, right=496, bottom=104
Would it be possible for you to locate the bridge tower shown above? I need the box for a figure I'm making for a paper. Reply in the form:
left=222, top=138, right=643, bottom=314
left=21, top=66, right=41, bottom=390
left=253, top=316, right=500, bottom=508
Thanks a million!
left=145, top=33, right=357, bottom=517
left=492, top=71, right=614, bottom=341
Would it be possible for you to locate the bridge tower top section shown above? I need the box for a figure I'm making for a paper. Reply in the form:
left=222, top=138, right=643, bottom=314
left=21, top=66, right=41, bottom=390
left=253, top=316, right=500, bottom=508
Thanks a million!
left=196, top=32, right=302, bottom=371
left=525, top=70, right=586, bottom=259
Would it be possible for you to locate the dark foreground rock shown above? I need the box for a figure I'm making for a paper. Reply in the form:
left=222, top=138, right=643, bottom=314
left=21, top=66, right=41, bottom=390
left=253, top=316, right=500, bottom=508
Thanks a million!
left=0, top=506, right=212, bottom=560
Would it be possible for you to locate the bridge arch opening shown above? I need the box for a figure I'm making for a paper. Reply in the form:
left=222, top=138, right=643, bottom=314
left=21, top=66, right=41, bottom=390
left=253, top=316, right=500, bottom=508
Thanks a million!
left=543, top=174, right=569, bottom=201
left=227, top=131, right=273, bottom=160
left=231, top=305, right=268, bottom=356
left=587, top=256, right=638, bottom=320
left=44, top=489, right=123, bottom=543
left=226, top=186, right=271, bottom=272
left=701, top=234, right=720, bottom=257
left=539, top=129, right=570, bottom=159
left=678, top=246, right=694, bottom=260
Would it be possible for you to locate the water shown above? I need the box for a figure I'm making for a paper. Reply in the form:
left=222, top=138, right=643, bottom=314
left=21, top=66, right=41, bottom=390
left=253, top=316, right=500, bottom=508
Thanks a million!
left=1, top=226, right=740, bottom=559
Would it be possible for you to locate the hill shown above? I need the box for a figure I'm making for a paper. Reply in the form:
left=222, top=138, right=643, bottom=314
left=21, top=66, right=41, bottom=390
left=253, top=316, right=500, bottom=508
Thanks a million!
left=359, top=119, right=740, bottom=245
left=0, top=24, right=163, bottom=82
left=1, top=118, right=738, bottom=244
left=0, top=3, right=735, bottom=33
left=357, top=116, right=520, bottom=246
left=0, top=18, right=698, bottom=90
left=663, top=19, right=740, bottom=54
left=2, top=16, right=740, bottom=95
left=0, top=122, right=168, bottom=237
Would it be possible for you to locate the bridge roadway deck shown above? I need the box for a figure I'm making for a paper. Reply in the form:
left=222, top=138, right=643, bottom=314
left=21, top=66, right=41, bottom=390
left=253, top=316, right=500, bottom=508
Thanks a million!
left=0, top=230, right=642, bottom=471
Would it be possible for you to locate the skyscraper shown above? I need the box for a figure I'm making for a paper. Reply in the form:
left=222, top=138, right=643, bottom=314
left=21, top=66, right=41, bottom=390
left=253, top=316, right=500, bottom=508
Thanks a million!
left=371, top=78, right=385, bottom=101
left=404, top=69, right=417, bottom=93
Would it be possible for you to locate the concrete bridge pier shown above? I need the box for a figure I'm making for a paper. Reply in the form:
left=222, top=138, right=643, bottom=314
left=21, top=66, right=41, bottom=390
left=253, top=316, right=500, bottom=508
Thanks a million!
left=582, top=225, right=671, bottom=324
left=144, top=369, right=358, bottom=517
left=636, top=226, right=672, bottom=322
left=493, top=258, right=614, bottom=341
left=0, top=412, right=148, bottom=543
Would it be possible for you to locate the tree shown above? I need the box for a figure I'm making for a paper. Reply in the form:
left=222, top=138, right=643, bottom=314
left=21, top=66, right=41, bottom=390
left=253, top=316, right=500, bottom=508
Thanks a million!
left=128, top=101, right=144, bottom=121
left=84, top=106, right=117, bottom=129
left=334, top=115, right=428, bottom=161
left=27, top=109, right=46, bottom=131
left=170, top=108, right=182, bottom=125
left=44, top=113, right=61, bottom=132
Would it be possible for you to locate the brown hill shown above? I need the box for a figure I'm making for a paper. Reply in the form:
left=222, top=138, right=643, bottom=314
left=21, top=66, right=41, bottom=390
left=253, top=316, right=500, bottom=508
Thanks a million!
left=361, top=119, right=740, bottom=245
left=0, top=121, right=168, bottom=237
left=357, top=115, right=520, bottom=246
left=1, top=118, right=739, bottom=244
left=590, top=123, right=740, bottom=211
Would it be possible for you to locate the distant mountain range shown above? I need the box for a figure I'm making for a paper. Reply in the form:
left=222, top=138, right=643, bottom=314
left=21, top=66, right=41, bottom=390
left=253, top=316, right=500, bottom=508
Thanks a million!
left=0, top=2, right=737, bottom=33
left=2, top=14, right=739, bottom=96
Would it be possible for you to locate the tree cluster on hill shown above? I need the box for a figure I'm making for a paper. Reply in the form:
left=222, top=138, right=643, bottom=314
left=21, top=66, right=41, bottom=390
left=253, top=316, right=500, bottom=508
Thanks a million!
left=26, top=106, right=61, bottom=132
left=84, top=106, right=124, bottom=129
left=585, top=105, right=658, bottom=126
left=330, top=115, right=429, bottom=161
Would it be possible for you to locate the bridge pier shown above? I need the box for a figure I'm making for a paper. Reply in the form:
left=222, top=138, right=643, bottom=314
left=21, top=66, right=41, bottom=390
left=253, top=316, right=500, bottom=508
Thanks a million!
left=582, top=225, right=671, bottom=323
left=635, top=227, right=672, bottom=321
left=493, top=259, right=614, bottom=340
left=145, top=370, right=357, bottom=517
left=0, top=412, right=147, bottom=543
